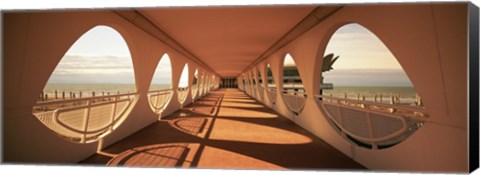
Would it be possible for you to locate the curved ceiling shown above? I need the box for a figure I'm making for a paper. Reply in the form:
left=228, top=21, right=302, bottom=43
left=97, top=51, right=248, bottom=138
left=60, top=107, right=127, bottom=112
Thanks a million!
left=139, top=5, right=317, bottom=77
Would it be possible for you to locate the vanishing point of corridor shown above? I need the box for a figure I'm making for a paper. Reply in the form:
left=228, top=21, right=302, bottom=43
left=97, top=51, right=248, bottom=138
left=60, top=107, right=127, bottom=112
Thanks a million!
left=81, top=89, right=365, bottom=170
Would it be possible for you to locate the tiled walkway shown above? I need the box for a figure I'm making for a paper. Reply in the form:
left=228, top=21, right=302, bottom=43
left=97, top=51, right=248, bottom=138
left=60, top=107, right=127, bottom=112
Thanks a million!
left=81, top=89, right=366, bottom=170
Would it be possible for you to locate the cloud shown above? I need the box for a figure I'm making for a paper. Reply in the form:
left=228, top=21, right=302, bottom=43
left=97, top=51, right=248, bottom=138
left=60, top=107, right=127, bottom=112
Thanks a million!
left=47, top=55, right=135, bottom=84
left=324, top=23, right=402, bottom=70
left=47, top=54, right=177, bottom=84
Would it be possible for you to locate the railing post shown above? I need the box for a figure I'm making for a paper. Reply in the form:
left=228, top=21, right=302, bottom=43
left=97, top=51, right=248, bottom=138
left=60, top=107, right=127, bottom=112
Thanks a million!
left=388, top=96, right=396, bottom=113
left=366, top=112, right=374, bottom=142
left=82, top=100, right=92, bottom=143
left=55, top=90, right=58, bottom=99
left=361, top=96, right=366, bottom=108
left=336, top=105, right=344, bottom=129
left=372, top=143, right=378, bottom=150
left=97, top=138, right=104, bottom=153
left=110, top=97, right=117, bottom=131
left=395, top=94, right=400, bottom=104
left=155, top=91, right=160, bottom=108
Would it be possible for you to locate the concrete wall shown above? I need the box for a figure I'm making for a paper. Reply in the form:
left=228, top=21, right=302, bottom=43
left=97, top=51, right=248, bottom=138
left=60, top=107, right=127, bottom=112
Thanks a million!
left=242, top=3, right=469, bottom=172
left=3, top=10, right=216, bottom=163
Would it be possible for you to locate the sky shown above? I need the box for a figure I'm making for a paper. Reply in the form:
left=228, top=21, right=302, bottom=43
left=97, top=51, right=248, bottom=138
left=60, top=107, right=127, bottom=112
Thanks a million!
left=322, top=23, right=413, bottom=87
left=48, top=26, right=135, bottom=84
left=150, top=54, right=173, bottom=85
left=47, top=23, right=413, bottom=87
left=47, top=26, right=175, bottom=85
left=178, top=64, right=189, bottom=88
left=281, top=23, right=413, bottom=87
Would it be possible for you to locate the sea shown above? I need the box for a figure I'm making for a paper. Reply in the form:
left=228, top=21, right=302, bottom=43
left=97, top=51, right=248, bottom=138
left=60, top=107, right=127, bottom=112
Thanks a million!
left=43, top=84, right=417, bottom=103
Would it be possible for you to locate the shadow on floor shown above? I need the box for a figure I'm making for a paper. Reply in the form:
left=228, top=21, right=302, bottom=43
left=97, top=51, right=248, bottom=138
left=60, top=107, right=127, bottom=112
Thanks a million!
left=80, top=88, right=366, bottom=170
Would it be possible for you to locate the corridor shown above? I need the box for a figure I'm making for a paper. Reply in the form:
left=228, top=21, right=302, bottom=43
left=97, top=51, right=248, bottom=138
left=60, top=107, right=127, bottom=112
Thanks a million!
left=81, top=89, right=365, bottom=170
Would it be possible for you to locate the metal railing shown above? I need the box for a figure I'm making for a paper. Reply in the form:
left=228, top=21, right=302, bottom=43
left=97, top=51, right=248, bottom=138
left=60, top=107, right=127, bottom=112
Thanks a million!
left=177, top=87, right=189, bottom=103
left=148, top=89, right=173, bottom=114
left=266, top=87, right=277, bottom=104
left=249, top=83, right=257, bottom=98
left=315, top=94, right=426, bottom=149
left=257, top=85, right=265, bottom=99
left=191, top=86, right=198, bottom=99
left=33, top=92, right=138, bottom=143
left=282, top=90, right=307, bottom=115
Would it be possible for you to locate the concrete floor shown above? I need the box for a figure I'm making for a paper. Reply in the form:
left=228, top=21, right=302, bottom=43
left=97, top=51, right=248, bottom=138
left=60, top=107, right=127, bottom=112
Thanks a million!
left=80, top=88, right=366, bottom=170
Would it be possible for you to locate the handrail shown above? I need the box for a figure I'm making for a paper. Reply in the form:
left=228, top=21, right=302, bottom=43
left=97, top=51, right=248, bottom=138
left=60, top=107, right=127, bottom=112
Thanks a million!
left=322, top=101, right=409, bottom=143
left=177, top=87, right=189, bottom=103
left=282, top=89, right=307, bottom=96
left=315, top=94, right=428, bottom=115
left=266, top=87, right=277, bottom=91
left=266, top=87, right=277, bottom=104
left=54, top=99, right=131, bottom=134
left=281, top=89, right=307, bottom=114
left=35, top=92, right=137, bottom=106
left=33, top=92, right=138, bottom=143
left=149, top=91, right=172, bottom=97
left=147, top=89, right=173, bottom=113
left=316, top=93, right=425, bottom=149
left=177, top=87, right=189, bottom=91
left=148, top=88, right=173, bottom=93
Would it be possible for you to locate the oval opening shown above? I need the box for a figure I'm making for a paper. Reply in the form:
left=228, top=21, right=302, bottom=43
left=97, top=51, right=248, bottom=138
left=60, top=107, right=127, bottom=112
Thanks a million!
left=148, top=53, right=173, bottom=115
left=281, top=53, right=306, bottom=114
left=32, top=25, right=138, bottom=144
left=257, top=66, right=264, bottom=100
left=192, top=69, right=199, bottom=99
left=266, top=63, right=276, bottom=104
left=318, top=23, right=425, bottom=149
left=178, top=63, right=190, bottom=104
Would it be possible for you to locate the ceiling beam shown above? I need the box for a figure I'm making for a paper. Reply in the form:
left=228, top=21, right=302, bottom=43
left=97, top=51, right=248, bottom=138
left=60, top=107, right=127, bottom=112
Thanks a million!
left=239, top=5, right=344, bottom=76
left=112, top=9, right=220, bottom=77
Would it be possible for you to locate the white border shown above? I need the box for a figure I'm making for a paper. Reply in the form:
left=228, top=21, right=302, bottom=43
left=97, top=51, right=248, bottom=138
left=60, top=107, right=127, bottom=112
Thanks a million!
left=1, top=0, right=478, bottom=175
